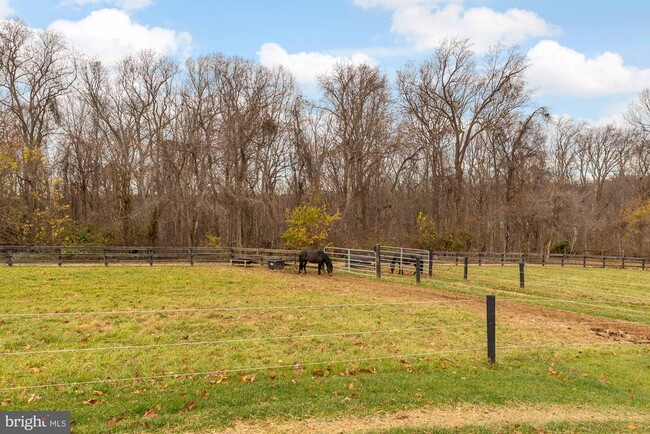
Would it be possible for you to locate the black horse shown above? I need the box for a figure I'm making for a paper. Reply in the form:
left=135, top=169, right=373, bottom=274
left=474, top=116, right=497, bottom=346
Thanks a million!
left=390, top=255, right=423, bottom=275
left=298, top=250, right=333, bottom=275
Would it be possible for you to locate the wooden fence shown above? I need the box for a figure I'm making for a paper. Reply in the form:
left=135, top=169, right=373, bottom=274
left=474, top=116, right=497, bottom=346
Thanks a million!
left=431, top=251, right=647, bottom=270
left=0, top=246, right=646, bottom=271
left=0, top=246, right=300, bottom=267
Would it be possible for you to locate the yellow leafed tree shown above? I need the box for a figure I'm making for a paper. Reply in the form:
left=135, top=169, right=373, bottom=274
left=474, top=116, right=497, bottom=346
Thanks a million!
left=281, top=203, right=339, bottom=250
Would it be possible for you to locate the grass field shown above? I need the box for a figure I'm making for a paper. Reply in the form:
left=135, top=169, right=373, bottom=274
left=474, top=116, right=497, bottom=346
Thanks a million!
left=0, top=263, right=649, bottom=433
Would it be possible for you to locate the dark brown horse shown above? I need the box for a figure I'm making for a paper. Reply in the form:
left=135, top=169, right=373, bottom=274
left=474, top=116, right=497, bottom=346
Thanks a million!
left=298, top=250, right=333, bottom=275
left=390, top=255, right=423, bottom=275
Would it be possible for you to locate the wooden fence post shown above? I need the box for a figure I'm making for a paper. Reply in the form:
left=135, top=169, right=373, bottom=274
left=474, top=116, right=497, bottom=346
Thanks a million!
left=57, top=248, right=62, bottom=267
left=148, top=248, right=154, bottom=266
left=374, top=244, right=381, bottom=279
left=6, top=249, right=12, bottom=266
left=622, top=257, right=626, bottom=269
left=487, top=295, right=496, bottom=364
left=519, top=261, right=525, bottom=289
left=189, top=248, right=194, bottom=266
left=463, top=256, right=469, bottom=280
left=416, top=257, right=421, bottom=284
left=428, top=249, right=433, bottom=277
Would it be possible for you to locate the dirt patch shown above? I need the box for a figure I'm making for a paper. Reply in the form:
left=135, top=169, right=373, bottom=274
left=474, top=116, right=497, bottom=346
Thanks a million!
left=209, top=404, right=649, bottom=434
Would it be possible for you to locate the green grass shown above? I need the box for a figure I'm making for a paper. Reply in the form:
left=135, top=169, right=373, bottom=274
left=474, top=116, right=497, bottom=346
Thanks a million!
left=0, top=265, right=648, bottom=433
left=382, top=263, right=650, bottom=323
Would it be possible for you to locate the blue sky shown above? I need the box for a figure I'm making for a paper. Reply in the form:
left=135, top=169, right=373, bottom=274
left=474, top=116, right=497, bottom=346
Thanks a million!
left=4, top=0, right=650, bottom=123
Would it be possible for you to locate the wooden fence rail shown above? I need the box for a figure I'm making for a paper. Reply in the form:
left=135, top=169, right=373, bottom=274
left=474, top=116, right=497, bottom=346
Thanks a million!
left=0, top=246, right=301, bottom=267
left=430, top=251, right=647, bottom=270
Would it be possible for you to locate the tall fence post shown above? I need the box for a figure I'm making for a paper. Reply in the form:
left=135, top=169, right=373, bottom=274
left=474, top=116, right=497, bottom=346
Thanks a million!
left=463, top=256, right=469, bottom=280
left=57, top=248, right=62, bottom=267
left=103, top=248, right=108, bottom=266
left=501, top=253, right=505, bottom=266
left=519, top=261, right=525, bottom=289
left=486, top=295, right=496, bottom=364
left=643, top=258, right=646, bottom=271
left=561, top=255, right=565, bottom=267
left=583, top=255, right=586, bottom=268
left=374, top=244, right=381, bottom=279
left=415, top=257, right=421, bottom=284
left=428, top=249, right=433, bottom=277
left=6, top=249, right=12, bottom=266
left=622, top=257, right=626, bottom=269
left=478, top=253, right=483, bottom=267
left=455, top=254, right=459, bottom=266
left=542, top=254, right=546, bottom=267
left=189, top=248, right=194, bottom=266
left=602, top=256, right=606, bottom=268
left=148, top=248, right=154, bottom=266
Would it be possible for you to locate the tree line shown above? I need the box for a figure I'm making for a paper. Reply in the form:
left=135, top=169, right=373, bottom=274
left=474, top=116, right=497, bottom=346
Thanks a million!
left=1, top=20, right=649, bottom=255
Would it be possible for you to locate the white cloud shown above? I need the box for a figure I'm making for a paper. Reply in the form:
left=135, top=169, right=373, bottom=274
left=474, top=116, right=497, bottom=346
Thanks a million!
left=355, top=0, right=558, bottom=53
left=0, top=0, right=14, bottom=18
left=257, top=42, right=376, bottom=85
left=527, top=40, right=650, bottom=98
left=49, top=8, right=191, bottom=64
left=64, top=0, right=152, bottom=11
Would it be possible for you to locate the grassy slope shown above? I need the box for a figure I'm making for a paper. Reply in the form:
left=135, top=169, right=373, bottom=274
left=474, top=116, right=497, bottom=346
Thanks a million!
left=0, top=265, right=648, bottom=433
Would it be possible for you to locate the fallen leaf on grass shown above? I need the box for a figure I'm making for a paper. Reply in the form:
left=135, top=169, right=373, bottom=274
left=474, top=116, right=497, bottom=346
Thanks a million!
left=83, top=399, right=98, bottom=405
left=107, top=417, right=122, bottom=426
left=201, top=390, right=209, bottom=399
left=1, top=399, right=11, bottom=406
left=27, top=394, right=40, bottom=403
left=240, top=375, right=256, bottom=384
left=184, top=401, right=196, bottom=411
left=143, top=409, right=157, bottom=419
left=93, top=390, right=104, bottom=396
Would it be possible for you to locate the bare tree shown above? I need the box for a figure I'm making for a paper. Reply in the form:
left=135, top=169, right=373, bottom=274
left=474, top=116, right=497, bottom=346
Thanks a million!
left=318, top=62, right=393, bottom=236
left=0, top=20, right=75, bottom=212
left=397, top=39, right=530, bottom=230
